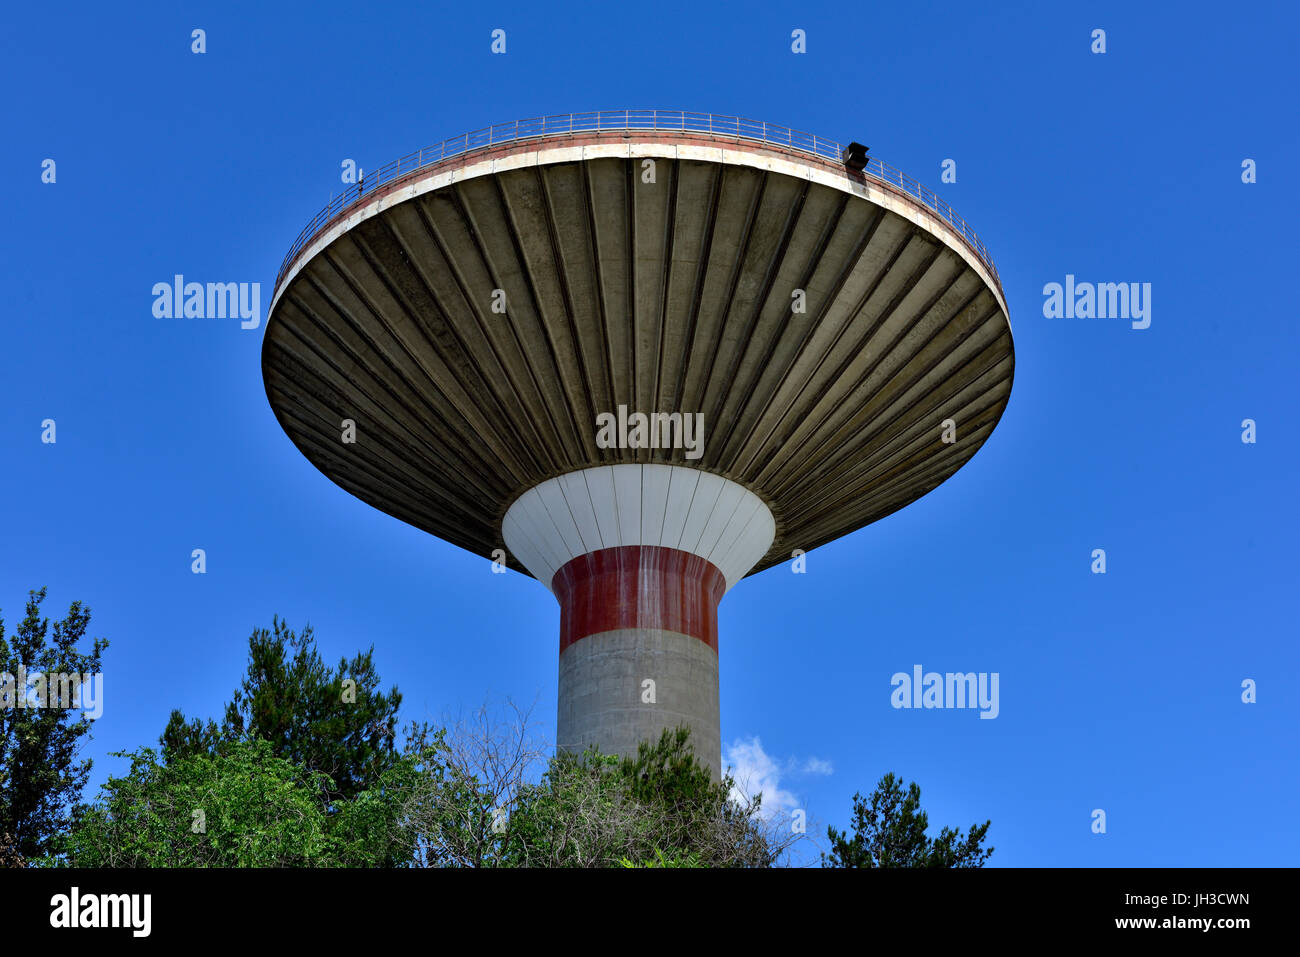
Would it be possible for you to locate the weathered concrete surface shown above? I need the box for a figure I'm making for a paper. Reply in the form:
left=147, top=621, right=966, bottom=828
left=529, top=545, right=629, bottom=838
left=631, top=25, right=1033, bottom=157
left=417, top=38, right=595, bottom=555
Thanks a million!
left=556, top=627, right=722, bottom=777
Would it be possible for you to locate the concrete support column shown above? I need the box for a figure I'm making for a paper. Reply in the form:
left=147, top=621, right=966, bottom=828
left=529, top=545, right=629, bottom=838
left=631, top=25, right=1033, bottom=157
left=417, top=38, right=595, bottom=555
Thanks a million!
left=502, top=464, right=776, bottom=778
left=553, top=545, right=725, bottom=775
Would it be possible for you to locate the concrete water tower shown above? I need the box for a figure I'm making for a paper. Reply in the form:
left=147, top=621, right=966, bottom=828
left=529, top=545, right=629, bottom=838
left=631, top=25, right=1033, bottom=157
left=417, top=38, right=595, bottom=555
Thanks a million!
left=261, top=111, right=1014, bottom=776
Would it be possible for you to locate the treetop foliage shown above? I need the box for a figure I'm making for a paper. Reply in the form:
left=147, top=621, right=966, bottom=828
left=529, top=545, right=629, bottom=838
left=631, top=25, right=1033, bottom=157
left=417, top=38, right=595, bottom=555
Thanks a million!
left=823, top=772, right=993, bottom=868
left=160, top=616, right=401, bottom=803
left=0, top=588, right=107, bottom=860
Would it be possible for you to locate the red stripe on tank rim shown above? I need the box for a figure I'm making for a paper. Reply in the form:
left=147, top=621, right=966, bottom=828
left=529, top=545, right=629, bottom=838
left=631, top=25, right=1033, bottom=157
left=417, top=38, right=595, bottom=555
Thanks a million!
left=551, top=545, right=726, bottom=653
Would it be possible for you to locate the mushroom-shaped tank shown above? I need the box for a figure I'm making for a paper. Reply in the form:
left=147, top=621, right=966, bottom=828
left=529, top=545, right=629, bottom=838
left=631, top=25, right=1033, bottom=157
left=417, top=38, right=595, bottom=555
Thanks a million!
left=262, top=111, right=1014, bottom=775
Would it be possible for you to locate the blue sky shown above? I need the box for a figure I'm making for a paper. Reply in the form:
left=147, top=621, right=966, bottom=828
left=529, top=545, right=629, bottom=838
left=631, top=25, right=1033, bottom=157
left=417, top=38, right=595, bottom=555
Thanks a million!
left=2, top=0, right=1296, bottom=866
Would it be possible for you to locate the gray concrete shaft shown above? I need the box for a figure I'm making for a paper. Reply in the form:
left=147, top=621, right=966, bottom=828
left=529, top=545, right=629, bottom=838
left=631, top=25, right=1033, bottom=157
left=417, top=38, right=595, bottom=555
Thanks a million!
left=556, top=628, right=721, bottom=777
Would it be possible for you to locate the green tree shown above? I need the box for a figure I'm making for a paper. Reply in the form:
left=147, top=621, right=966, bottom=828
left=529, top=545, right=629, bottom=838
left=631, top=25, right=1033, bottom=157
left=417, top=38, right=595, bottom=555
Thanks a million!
left=616, top=727, right=777, bottom=868
left=161, top=617, right=400, bottom=802
left=52, top=739, right=414, bottom=867
left=386, top=706, right=549, bottom=868
left=618, top=849, right=704, bottom=868
left=496, top=748, right=648, bottom=867
left=387, top=716, right=793, bottom=868
left=823, top=772, right=992, bottom=868
left=0, top=588, right=107, bottom=861
left=495, top=728, right=790, bottom=868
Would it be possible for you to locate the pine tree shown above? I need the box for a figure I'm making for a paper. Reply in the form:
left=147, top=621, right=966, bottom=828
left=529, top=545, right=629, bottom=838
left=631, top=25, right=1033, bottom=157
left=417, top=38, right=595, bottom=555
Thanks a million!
left=823, top=772, right=992, bottom=868
left=160, top=616, right=400, bottom=803
left=0, top=588, right=108, bottom=860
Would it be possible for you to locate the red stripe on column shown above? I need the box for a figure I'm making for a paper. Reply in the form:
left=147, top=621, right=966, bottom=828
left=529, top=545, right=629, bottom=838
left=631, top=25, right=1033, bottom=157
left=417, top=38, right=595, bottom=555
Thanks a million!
left=552, top=546, right=726, bottom=653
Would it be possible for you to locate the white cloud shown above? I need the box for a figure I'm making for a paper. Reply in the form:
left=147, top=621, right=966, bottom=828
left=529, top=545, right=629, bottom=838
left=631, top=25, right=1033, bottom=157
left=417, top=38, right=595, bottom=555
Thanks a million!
left=723, top=736, right=828, bottom=820
left=801, top=756, right=834, bottom=776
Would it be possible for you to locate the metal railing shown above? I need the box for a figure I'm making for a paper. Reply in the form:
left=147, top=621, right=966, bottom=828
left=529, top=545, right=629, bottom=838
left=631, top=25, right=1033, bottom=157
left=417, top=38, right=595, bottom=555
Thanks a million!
left=274, top=110, right=1002, bottom=295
